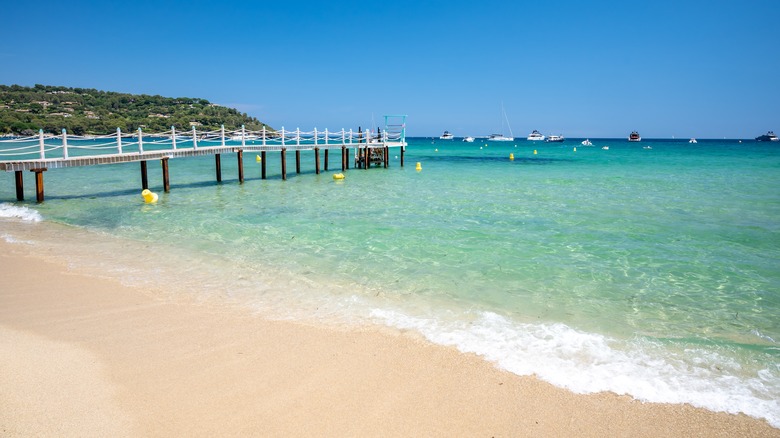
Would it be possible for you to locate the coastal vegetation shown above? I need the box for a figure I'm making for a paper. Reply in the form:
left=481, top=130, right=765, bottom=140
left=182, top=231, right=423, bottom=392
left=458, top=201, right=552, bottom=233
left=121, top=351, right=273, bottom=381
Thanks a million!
left=0, top=84, right=271, bottom=136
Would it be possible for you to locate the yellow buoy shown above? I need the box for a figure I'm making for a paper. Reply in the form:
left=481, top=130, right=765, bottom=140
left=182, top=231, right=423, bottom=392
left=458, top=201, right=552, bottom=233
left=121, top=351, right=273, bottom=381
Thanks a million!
left=533, top=149, right=538, bottom=155
left=333, top=173, right=345, bottom=180
left=141, top=189, right=158, bottom=204
left=256, top=154, right=262, bottom=162
left=435, top=148, right=438, bottom=152
left=415, top=162, right=422, bottom=171
left=509, top=153, right=514, bottom=161
left=573, top=147, right=577, bottom=152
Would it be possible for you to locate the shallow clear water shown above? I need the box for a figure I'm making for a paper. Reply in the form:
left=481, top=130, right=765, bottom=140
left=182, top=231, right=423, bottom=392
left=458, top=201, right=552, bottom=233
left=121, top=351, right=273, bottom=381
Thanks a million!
left=2, top=137, right=779, bottom=427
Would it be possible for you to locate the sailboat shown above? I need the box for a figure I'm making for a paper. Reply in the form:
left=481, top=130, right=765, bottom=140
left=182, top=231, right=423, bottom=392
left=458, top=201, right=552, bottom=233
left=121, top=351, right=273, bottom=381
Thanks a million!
left=488, top=103, right=514, bottom=141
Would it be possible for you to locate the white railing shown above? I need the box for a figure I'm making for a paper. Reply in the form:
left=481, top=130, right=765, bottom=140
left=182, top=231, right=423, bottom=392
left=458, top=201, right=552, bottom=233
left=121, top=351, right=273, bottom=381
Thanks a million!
left=0, top=124, right=406, bottom=162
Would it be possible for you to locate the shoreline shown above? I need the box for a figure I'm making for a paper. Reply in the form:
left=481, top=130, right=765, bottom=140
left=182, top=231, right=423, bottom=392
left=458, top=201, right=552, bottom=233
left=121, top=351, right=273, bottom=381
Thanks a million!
left=0, top=237, right=777, bottom=437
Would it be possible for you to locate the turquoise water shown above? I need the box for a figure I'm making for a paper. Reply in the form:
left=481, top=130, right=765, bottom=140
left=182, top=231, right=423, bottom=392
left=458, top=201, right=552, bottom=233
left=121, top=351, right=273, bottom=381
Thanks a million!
left=2, top=137, right=779, bottom=427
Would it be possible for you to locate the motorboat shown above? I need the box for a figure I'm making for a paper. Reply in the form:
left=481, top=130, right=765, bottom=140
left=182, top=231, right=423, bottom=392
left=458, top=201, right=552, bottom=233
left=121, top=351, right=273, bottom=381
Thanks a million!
left=488, top=133, right=514, bottom=141
left=527, top=130, right=545, bottom=141
left=546, top=135, right=564, bottom=142
left=755, top=131, right=779, bottom=142
left=628, top=131, right=641, bottom=142
left=581, top=139, right=593, bottom=146
left=439, top=131, right=454, bottom=140
left=602, top=146, right=609, bottom=150
left=463, top=136, right=475, bottom=142
left=689, top=138, right=697, bottom=143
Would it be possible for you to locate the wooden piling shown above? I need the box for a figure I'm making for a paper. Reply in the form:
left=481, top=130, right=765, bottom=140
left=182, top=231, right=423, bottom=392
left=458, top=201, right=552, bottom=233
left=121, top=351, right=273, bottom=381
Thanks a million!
left=14, top=170, right=23, bottom=201
left=261, top=151, right=267, bottom=179
left=401, top=146, right=405, bottom=167
left=161, top=158, right=170, bottom=192
left=384, top=146, right=389, bottom=168
left=324, top=149, right=329, bottom=171
left=281, top=149, right=287, bottom=181
left=295, top=150, right=301, bottom=174
left=341, top=146, right=346, bottom=171
left=314, top=147, right=320, bottom=174
left=237, top=150, right=244, bottom=183
left=31, top=168, right=46, bottom=203
left=215, top=154, right=222, bottom=182
left=140, top=161, right=149, bottom=190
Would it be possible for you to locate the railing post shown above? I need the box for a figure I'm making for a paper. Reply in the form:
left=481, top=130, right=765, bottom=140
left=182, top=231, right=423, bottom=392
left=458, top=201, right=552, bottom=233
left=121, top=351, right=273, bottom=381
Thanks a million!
left=341, top=129, right=345, bottom=145
left=172, top=126, right=177, bottom=150
left=325, top=128, right=329, bottom=146
left=117, top=127, right=123, bottom=154
left=296, top=128, right=300, bottom=147
left=221, top=124, right=225, bottom=147
left=62, top=128, right=69, bottom=159
left=192, top=126, right=198, bottom=149
left=349, top=129, right=353, bottom=145
left=262, top=126, right=266, bottom=146
left=138, top=128, right=144, bottom=154
left=314, top=128, right=318, bottom=146
left=281, top=127, right=286, bottom=147
left=241, top=124, right=246, bottom=148
left=38, top=129, right=45, bottom=159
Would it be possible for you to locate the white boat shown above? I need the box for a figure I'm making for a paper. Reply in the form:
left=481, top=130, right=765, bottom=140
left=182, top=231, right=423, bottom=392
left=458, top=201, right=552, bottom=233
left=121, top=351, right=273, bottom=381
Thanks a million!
left=755, top=131, right=779, bottom=142
left=689, top=138, right=697, bottom=143
left=602, top=146, right=609, bottom=150
left=628, top=131, right=641, bottom=142
left=581, top=139, right=593, bottom=146
left=463, top=136, right=475, bottom=142
left=527, top=130, right=545, bottom=141
left=439, top=131, right=454, bottom=140
left=546, top=134, right=564, bottom=143
left=488, top=103, right=514, bottom=141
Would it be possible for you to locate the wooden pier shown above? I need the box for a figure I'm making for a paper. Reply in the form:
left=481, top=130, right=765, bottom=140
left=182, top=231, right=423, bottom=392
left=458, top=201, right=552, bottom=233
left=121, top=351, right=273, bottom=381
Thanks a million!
left=0, top=116, right=407, bottom=202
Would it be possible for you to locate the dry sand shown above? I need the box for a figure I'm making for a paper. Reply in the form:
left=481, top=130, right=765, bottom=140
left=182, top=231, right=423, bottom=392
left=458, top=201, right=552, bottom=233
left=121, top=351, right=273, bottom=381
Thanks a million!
left=1, top=239, right=777, bottom=437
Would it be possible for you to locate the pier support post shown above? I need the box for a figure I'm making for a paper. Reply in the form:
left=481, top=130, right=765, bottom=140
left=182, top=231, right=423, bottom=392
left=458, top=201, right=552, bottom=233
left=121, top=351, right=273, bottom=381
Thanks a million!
left=314, top=148, right=320, bottom=175
left=324, top=149, right=329, bottom=171
left=14, top=170, right=23, bottom=201
left=384, top=146, right=389, bottom=168
left=261, top=151, right=267, bottom=179
left=341, top=146, right=346, bottom=171
left=346, top=147, right=350, bottom=169
left=140, top=161, right=149, bottom=190
left=31, top=168, right=46, bottom=203
left=281, top=149, right=287, bottom=181
left=295, top=150, right=301, bottom=174
left=237, top=150, right=244, bottom=184
left=401, top=146, right=405, bottom=167
left=161, top=158, right=170, bottom=193
left=215, top=154, right=222, bottom=182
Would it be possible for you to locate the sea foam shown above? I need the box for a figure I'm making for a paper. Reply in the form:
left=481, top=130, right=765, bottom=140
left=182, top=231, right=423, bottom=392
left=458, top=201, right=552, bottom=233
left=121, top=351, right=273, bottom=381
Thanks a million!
left=370, top=308, right=780, bottom=428
left=0, top=203, right=42, bottom=222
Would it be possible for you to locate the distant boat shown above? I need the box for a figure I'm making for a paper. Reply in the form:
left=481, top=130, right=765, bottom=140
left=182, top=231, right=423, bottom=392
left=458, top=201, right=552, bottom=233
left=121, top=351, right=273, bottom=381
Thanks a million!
left=602, top=146, right=609, bottom=150
left=755, top=131, right=778, bottom=142
left=546, top=134, right=564, bottom=143
left=527, top=130, right=545, bottom=141
left=463, top=136, right=475, bottom=142
left=628, top=131, right=641, bottom=142
left=689, top=138, right=697, bottom=143
left=488, top=133, right=514, bottom=141
left=581, top=139, right=593, bottom=146
left=439, top=131, right=454, bottom=140
left=488, top=103, right=515, bottom=141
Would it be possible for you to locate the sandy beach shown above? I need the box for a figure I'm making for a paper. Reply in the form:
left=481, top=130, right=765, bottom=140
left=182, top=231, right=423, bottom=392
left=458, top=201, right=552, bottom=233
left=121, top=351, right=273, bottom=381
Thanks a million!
left=0, top=238, right=777, bottom=437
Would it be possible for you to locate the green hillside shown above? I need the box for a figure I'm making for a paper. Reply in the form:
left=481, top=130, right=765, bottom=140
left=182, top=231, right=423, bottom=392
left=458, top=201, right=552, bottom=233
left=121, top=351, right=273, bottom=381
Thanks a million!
left=0, top=84, right=272, bottom=136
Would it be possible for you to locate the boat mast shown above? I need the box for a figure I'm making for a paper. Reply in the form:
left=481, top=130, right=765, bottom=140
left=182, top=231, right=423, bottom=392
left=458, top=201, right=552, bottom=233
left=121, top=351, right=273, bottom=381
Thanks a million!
left=501, top=102, right=514, bottom=138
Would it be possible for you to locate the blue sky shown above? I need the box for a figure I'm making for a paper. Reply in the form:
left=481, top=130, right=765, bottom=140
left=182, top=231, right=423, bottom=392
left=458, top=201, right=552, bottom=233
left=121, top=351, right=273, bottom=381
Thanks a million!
left=1, top=0, right=778, bottom=138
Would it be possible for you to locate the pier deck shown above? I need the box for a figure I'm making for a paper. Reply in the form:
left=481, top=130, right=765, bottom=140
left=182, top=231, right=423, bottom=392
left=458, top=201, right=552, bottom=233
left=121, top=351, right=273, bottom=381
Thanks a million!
left=0, top=119, right=407, bottom=202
